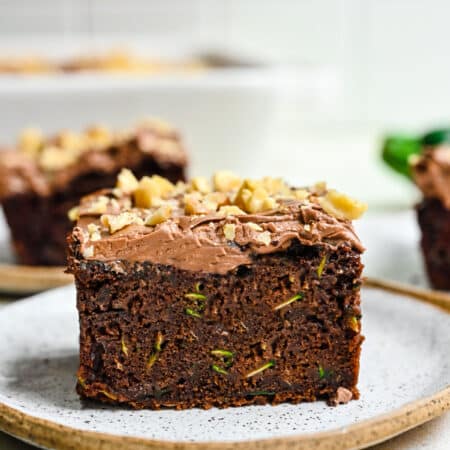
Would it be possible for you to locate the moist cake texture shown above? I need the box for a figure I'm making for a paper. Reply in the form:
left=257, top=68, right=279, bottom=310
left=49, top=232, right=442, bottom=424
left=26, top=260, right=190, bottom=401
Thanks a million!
left=67, top=170, right=367, bottom=409
left=412, top=146, right=450, bottom=289
left=0, top=120, right=187, bottom=265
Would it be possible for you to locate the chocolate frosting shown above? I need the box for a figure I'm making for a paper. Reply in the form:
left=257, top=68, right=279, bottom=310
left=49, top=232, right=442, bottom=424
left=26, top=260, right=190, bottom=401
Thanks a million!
left=0, top=125, right=187, bottom=201
left=412, top=146, right=450, bottom=209
left=74, top=201, right=364, bottom=275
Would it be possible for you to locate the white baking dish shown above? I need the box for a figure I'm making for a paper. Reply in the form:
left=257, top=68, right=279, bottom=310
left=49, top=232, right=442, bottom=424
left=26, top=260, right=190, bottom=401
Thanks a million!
left=0, top=62, right=339, bottom=178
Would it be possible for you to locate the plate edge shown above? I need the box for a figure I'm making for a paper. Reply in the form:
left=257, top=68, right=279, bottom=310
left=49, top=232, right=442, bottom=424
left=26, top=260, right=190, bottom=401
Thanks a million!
left=0, top=283, right=449, bottom=450
left=0, top=386, right=449, bottom=450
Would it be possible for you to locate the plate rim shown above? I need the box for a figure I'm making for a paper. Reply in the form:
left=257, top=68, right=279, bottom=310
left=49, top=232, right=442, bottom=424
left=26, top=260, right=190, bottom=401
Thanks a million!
left=0, top=263, right=72, bottom=295
left=0, top=283, right=449, bottom=450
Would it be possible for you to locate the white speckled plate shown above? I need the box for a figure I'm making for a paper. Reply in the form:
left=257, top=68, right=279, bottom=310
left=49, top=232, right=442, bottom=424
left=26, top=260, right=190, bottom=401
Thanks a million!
left=0, top=285, right=449, bottom=450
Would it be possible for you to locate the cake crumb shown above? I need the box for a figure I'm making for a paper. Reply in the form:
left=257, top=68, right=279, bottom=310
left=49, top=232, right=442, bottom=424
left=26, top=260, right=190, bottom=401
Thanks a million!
left=328, top=387, right=353, bottom=406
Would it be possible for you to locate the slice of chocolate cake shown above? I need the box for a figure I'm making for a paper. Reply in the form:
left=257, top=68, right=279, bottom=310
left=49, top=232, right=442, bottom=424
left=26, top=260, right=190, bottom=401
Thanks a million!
left=412, top=146, right=450, bottom=289
left=67, top=171, right=367, bottom=409
left=0, top=120, right=187, bottom=266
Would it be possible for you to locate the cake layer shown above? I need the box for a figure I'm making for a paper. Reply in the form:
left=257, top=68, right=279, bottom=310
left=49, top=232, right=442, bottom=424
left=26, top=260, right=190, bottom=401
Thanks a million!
left=417, top=198, right=450, bottom=290
left=70, top=241, right=363, bottom=409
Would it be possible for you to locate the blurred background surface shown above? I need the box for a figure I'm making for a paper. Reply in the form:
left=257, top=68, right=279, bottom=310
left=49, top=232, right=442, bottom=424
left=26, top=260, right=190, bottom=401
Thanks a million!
left=2, top=0, right=450, bottom=208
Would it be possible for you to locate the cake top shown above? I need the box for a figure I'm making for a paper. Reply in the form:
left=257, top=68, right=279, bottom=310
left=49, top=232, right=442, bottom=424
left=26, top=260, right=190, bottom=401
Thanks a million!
left=71, top=170, right=367, bottom=274
left=411, top=146, right=450, bottom=208
left=0, top=119, right=187, bottom=200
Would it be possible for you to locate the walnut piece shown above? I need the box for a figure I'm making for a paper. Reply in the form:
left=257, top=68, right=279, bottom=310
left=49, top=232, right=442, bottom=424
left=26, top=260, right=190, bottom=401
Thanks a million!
left=318, top=190, right=367, bottom=220
left=101, top=212, right=144, bottom=233
left=84, top=195, right=110, bottom=215
left=190, top=176, right=211, bottom=194
left=235, top=181, right=278, bottom=214
left=256, top=231, right=271, bottom=245
left=247, top=222, right=263, bottom=231
left=87, top=223, right=102, bottom=241
left=145, top=205, right=172, bottom=226
left=39, top=146, right=78, bottom=171
left=85, top=125, right=112, bottom=149
left=213, top=171, right=242, bottom=192
left=139, top=117, right=174, bottom=135
left=18, top=127, right=44, bottom=157
left=312, top=181, right=327, bottom=196
left=293, top=189, right=309, bottom=201
left=134, top=175, right=175, bottom=208
left=217, top=205, right=246, bottom=216
left=223, top=223, right=236, bottom=241
left=116, top=168, right=139, bottom=194
left=184, top=192, right=217, bottom=215
left=68, top=206, right=80, bottom=221
left=56, top=130, right=87, bottom=152
left=261, top=177, right=290, bottom=196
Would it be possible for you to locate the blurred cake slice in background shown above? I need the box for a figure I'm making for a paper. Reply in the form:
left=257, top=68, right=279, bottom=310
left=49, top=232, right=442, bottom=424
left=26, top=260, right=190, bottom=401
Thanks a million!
left=411, top=145, right=450, bottom=290
left=0, top=118, right=187, bottom=266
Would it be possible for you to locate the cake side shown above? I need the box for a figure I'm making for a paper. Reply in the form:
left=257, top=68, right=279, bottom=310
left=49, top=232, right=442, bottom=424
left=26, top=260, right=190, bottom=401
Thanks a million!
left=68, top=171, right=366, bottom=409
left=0, top=120, right=187, bottom=265
left=417, top=198, right=450, bottom=289
left=412, top=146, right=450, bottom=289
left=69, top=242, right=363, bottom=409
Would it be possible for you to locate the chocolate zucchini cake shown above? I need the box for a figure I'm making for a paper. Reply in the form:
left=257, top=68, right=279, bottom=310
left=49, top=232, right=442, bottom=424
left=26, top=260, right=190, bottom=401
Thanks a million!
left=412, top=146, right=450, bottom=289
left=67, top=170, right=367, bottom=409
left=0, top=120, right=187, bottom=266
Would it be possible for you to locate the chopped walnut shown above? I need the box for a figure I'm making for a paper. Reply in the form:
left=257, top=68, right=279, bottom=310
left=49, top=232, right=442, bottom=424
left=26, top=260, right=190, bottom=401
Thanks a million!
left=204, top=192, right=228, bottom=208
left=318, top=190, right=368, bottom=220
left=190, top=176, right=211, bottom=194
left=234, top=179, right=279, bottom=213
left=184, top=192, right=217, bottom=215
left=217, top=205, right=246, bottom=216
left=261, top=177, right=290, bottom=196
left=87, top=223, right=102, bottom=241
left=223, top=223, right=236, bottom=241
left=101, top=212, right=144, bottom=233
left=84, top=195, right=110, bottom=215
left=134, top=175, right=174, bottom=208
left=38, top=146, right=78, bottom=171
left=261, top=196, right=277, bottom=211
left=56, top=130, right=87, bottom=152
left=68, top=206, right=80, bottom=221
left=312, top=181, right=327, bottom=196
left=116, top=168, right=139, bottom=194
left=85, top=124, right=112, bottom=149
left=234, top=187, right=252, bottom=210
left=18, top=127, right=44, bottom=157
left=213, top=171, right=242, bottom=192
left=256, top=231, right=271, bottom=245
left=139, top=117, right=174, bottom=135
left=82, top=245, right=94, bottom=258
left=247, top=222, right=263, bottom=231
left=145, top=205, right=172, bottom=226
left=294, top=189, right=309, bottom=201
